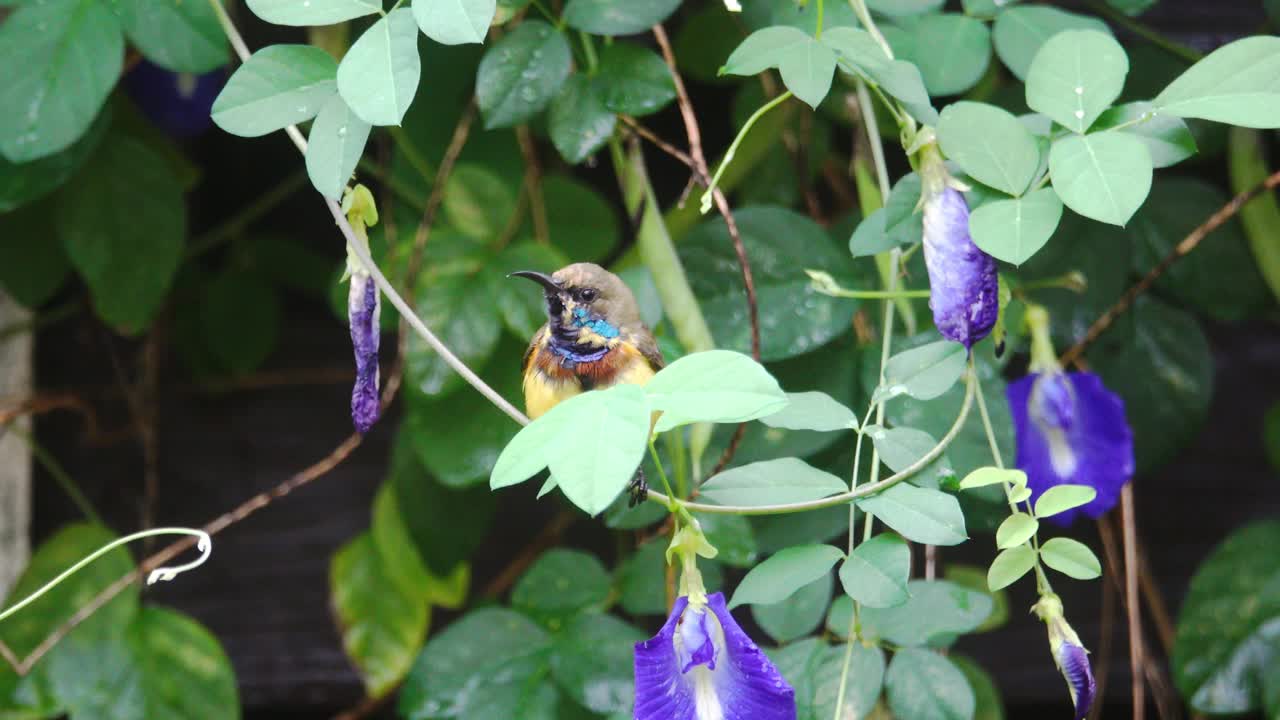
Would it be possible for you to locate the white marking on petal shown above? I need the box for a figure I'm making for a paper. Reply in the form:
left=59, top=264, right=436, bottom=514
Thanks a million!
left=1044, top=426, right=1079, bottom=478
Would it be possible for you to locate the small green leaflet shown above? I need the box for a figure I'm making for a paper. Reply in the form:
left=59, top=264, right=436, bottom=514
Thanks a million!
left=697, top=457, right=849, bottom=507
left=1025, top=29, right=1128, bottom=134
left=821, top=27, right=938, bottom=125
left=729, top=544, right=845, bottom=608
left=760, top=391, right=858, bottom=432
left=211, top=45, right=339, bottom=137
left=562, top=0, right=681, bottom=36
left=337, top=9, right=422, bottom=125
left=247, top=0, right=381, bottom=26
left=1049, top=131, right=1152, bottom=226
left=857, top=483, right=968, bottom=546
left=994, top=512, right=1038, bottom=549
left=475, top=20, right=573, bottom=129
left=720, top=26, right=836, bottom=109
left=909, top=13, right=991, bottom=97
left=1033, top=484, right=1097, bottom=518
left=1092, top=101, right=1197, bottom=169
left=1154, top=36, right=1280, bottom=128
left=548, top=75, right=616, bottom=165
left=115, top=0, right=227, bottom=73
left=991, top=5, right=1109, bottom=81
left=959, top=467, right=1026, bottom=490
left=1039, top=537, right=1102, bottom=579
left=414, top=0, right=496, bottom=45
left=306, top=94, right=372, bottom=199
left=885, top=648, right=976, bottom=720
left=987, top=545, right=1037, bottom=590
left=875, top=339, right=967, bottom=403
left=937, top=101, right=1040, bottom=197
left=645, top=350, right=787, bottom=432
left=839, top=533, right=911, bottom=608
left=969, top=189, right=1064, bottom=265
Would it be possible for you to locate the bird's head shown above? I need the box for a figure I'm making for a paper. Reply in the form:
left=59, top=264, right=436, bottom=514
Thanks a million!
left=510, top=262, right=643, bottom=346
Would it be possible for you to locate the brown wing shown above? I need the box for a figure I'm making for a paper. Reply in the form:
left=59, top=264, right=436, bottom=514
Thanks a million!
left=522, top=324, right=549, bottom=375
left=634, top=326, right=665, bottom=371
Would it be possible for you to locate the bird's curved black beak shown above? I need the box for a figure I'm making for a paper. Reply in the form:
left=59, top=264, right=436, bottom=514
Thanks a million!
left=509, top=270, right=562, bottom=295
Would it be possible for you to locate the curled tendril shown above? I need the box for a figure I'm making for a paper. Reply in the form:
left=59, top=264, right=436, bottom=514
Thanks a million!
left=0, top=527, right=213, bottom=625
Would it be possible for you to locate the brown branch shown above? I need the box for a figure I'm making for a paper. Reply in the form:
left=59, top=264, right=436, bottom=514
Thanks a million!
left=1060, top=168, right=1280, bottom=366
left=1122, top=485, right=1146, bottom=720
left=0, top=393, right=98, bottom=438
left=618, top=115, right=699, bottom=177
left=1089, top=561, right=1115, bottom=720
left=516, top=125, right=550, bottom=244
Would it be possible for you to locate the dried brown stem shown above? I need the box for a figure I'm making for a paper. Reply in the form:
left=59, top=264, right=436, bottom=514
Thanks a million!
left=1122, top=486, right=1146, bottom=720
left=619, top=115, right=699, bottom=176
left=0, top=393, right=98, bottom=438
left=516, top=125, right=550, bottom=244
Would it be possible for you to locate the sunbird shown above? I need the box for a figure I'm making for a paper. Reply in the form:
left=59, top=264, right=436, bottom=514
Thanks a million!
left=511, top=262, right=664, bottom=420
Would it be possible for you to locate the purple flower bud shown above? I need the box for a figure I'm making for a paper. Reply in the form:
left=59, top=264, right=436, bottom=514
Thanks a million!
left=634, top=593, right=795, bottom=720
left=922, top=186, right=998, bottom=348
left=348, top=273, right=381, bottom=433
left=1055, top=636, right=1097, bottom=720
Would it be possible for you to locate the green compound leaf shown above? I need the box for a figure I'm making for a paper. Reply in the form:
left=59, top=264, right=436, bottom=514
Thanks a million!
left=1026, top=30, right=1128, bottom=134
left=442, top=163, right=518, bottom=239
left=115, top=0, right=226, bottom=73
left=337, top=9, right=421, bottom=125
left=1172, top=521, right=1280, bottom=715
left=1154, top=36, right=1280, bottom=128
left=1039, top=537, right=1102, bottom=580
left=562, top=0, right=680, bottom=36
left=551, top=614, right=646, bottom=715
left=839, top=532, right=911, bottom=608
left=994, top=512, right=1039, bottom=550
left=697, top=457, right=849, bottom=508
left=886, top=648, right=976, bottom=720
left=937, top=101, right=1040, bottom=197
left=991, top=5, right=1108, bottom=82
left=305, top=93, right=372, bottom=199
left=331, top=532, right=430, bottom=698
left=751, top=571, right=833, bottom=644
left=548, top=74, right=616, bottom=165
left=875, top=339, right=968, bottom=403
left=969, top=189, right=1064, bottom=265
left=547, top=384, right=652, bottom=516
left=247, top=0, right=380, bottom=26
left=398, top=608, right=553, bottom=719
left=910, top=13, right=991, bottom=97
left=721, top=26, right=836, bottom=109
left=211, top=45, right=338, bottom=137
left=0, top=102, right=108, bottom=214
left=413, top=0, right=496, bottom=45
left=57, top=135, right=185, bottom=335
left=1092, top=101, right=1197, bottom=169
left=513, top=549, right=611, bottom=630
left=729, top=544, right=844, bottom=609
left=0, top=0, right=122, bottom=162
left=594, top=42, right=676, bottom=116
left=760, top=391, right=858, bottom=432
left=857, top=484, right=968, bottom=546
left=1048, top=131, right=1152, bottom=226
left=1033, top=484, right=1097, bottom=519
left=476, top=20, right=573, bottom=129
left=645, top=349, right=787, bottom=432
left=987, top=545, right=1035, bottom=591
left=822, top=26, right=937, bottom=125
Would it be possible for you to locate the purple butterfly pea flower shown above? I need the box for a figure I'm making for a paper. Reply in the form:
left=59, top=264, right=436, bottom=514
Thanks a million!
left=922, top=185, right=999, bottom=349
left=1007, top=370, right=1134, bottom=525
left=1035, top=594, right=1096, bottom=720
left=349, top=272, right=381, bottom=433
left=634, top=593, right=795, bottom=720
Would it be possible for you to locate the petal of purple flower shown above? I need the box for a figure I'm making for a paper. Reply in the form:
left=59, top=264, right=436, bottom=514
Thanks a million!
left=1008, top=371, right=1135, bottom=525
left=922, top=186, right=998, bottom=349
left=1056, top=638, right=1096, bottom=720
left=349, top=275, right=381, bottom=434
left=633, top=593, right=795, bottom=720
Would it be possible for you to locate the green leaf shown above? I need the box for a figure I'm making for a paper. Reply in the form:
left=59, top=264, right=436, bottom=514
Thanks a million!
left=822, top=26, right=938, bottom=125
left=849, top=207, right=915, bottom=257
left=211, top=45, right=339, bottom=137
left=0, top=0, right=122, bottom=162
left=886, top=648, right=976, bottom=720
left=199, top=269, right=281, bottom=375
left=961, top=0, right=1015, bottom=19
left=115, top=0, right=227, bottom=73
left=839, top=532, right=911, bottom=608
left=751, top=571, right=833, bottom=644
left=0, top=101, right=108, bottom=214
left=994, top=512, right=1038, bottom=549
left=760, top=391, right=858, bottom=432
left=721, top=26, right=836, bottom=108
left=681, top=207, right=861, bottom=360
left=337, top=9, right=421, bottom=125
left=813, top=642, right=886, bottom=719
left=562, top=0, right=680, bottom=36
left=991, top=6, right=1108, bottom=82
left=443, top=164, right=518, bottom=239
left=696, top=457, right=848, bottom=507
left=547, top=384, right=652, bottom=516
left=946, top=566, right=1009, bottom=633
left=247, top=0, right=380, bottom=25
left=331, top=532, right=430, bottom=698
left=863, top=425, right=952, bottom=489
left=405, top=263, right=503, bottom=397
left=876, top=339, right=968, bottom=403
left=124, top=607, right=240, bottom=719
left=938, top=101, right=1040, bottom=197
left=646, top=350, right=786, bottom=432
left=594, top=43, right=676, bottom=116
left=866, top=0, right=943, bottom=16
left=414, top=0, right=495, bottom=45
left=548, top=74, right=616, bottom=165
left=477, top=20, right=572, bottom=129
left=1130, top=176, right=1271, bottom=322
left=305, top=93, right=372, bottom=200
left=1033, top=484, right=1097, bottom=518
left=1048, top=131, right=1152, bottom=226
left=370, top=481, right=436, bottom=599
left=910, top=13, right=991, bottom=97
left=57, top=135, right=184, bottom=334
left=1172, top=521, right=1280, bottom=715
left=1039, top=537, right=1101, bottom=580
left=512, top=549, right=611, bottom=630
left=692, top=513, right=756, bottom=568
left=540, top=175, right=618, bottom=262
left=398, top=608, right=553, bottom=719
left=491, top=397, right=573, bottom=491
left=953, top=655, right=1006, bottom=720
left=1092, top=101, right=1197, bottom=169
left=615, top=538, right=723, bottom=615
left=729, top=544, right=844, bottom=608
left=969, top=189, right=1064, bottom=265
left=959, top=467, right=1024, bottom=490
left=1154, top=36, right=1280, bottom=128
left=857, top=484, right=968, bottom=546
left=1025, top=30, right=1128, bottom=134
left=550, top=614, right=645, bottom=715
left=1090, top=296, right=1211, bottom=472
left=0, top=199, right=71, bottom=308
left=860, top=579, right=992, bottom=647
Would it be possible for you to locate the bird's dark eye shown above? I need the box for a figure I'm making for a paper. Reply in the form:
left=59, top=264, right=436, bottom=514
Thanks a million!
left=578, top=288, right=598, bottom=302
